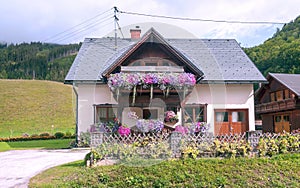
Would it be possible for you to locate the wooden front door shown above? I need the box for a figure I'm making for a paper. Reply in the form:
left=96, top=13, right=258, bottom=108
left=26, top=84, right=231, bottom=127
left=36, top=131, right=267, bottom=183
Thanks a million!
left=214, top=109, right=249, bottom=135
left=274, top=114, right=290, bottom=133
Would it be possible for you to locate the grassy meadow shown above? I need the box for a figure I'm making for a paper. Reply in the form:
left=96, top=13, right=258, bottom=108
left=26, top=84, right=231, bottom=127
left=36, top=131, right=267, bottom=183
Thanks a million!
left=0, top=139, right=73, bottom=152
left=30, top=153, right=300, bottom=187
left=0, top=79, right=75, bottom=138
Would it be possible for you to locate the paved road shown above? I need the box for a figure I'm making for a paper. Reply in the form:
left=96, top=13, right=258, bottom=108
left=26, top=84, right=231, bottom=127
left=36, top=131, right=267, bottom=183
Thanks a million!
left=0, top=149, right=89, bottom=188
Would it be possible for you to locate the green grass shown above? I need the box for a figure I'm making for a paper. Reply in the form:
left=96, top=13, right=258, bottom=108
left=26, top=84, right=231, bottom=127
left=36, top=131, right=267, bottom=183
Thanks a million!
left=0, top=139, right=73, bottom=152
left=30, top=153, right=300, bottom=187
left=0, top=79, right=75, bottom=138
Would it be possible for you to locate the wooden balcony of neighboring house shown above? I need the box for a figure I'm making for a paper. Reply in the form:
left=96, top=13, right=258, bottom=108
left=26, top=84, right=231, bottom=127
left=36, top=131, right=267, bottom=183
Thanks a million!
left=255, top=98, right=297, bottom=114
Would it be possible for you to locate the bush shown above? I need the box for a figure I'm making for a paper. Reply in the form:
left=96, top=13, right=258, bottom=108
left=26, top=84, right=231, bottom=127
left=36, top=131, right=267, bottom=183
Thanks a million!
left=214, top=140, right=251, bottom=158
left=78, top=132, right=90, bottom=147
left=39, top=132, right=51, bottom=137
left=31, top=134, right=39, bottom=138
left=0, top=135, right=56, bottom=142
left=54, top=132, right=65, bottom=139
left=22, top=133, right=30, bottom=137
left=257, top=133, right=300, bottom=157
left=65, top=131, right=72, bottom=137
left=69, top=140, right=77, bottom=148
left=84, top=150, right=102, bottom=166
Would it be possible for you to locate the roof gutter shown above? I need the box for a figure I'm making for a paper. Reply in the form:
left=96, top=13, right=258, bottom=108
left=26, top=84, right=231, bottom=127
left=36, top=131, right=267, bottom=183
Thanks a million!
left=200, top=80, right=268, bottom=84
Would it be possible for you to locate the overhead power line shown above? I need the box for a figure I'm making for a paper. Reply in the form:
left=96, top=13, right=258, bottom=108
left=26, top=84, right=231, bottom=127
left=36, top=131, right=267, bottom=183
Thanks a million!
left=43, top=8, right=113, bottom=42
left=52, top=15, right=113, bottom=43
left=118, top=9, right=286, bottom=25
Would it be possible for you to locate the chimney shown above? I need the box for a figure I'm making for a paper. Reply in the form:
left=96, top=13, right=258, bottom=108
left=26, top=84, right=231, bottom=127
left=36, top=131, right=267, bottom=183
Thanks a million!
left=130, top=26, right=141, bottom=40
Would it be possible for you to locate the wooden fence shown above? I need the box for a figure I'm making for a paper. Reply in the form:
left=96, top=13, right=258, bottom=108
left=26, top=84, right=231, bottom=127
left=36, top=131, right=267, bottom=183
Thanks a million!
left=90, top=130, right=300, bottom=157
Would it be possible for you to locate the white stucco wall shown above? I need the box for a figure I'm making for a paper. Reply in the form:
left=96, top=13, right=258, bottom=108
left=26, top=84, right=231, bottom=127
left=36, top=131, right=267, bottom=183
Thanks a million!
left=185, top=84, right=255, bottom=134
left=76, top=83, right=255, bottom=135
left=77, top=84, right=116, bottom=134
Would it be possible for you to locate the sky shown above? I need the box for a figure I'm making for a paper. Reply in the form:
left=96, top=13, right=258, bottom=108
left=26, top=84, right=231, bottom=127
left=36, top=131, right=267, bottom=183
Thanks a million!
left=0, top=0, right=299, bottom=47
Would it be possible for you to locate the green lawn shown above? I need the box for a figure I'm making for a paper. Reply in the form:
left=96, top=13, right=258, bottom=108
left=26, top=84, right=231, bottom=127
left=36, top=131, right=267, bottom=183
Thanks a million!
left=0, top=139, right=73, bottom=152
left=0, top=79, right=75, bottom=137
left=30, top=153, right=300, bottom=187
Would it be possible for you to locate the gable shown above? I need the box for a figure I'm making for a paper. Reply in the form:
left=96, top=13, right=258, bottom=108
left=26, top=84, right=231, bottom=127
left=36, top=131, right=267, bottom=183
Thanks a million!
left=102, top=28, right=203, bottom=78
left=269, top=73, right=300, bottom=96
left=255, top=73, right=300, bottom=104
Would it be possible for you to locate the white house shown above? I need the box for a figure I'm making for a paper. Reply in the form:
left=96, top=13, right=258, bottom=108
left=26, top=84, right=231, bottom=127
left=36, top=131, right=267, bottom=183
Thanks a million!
left=65, top=27, right=266, bottom=138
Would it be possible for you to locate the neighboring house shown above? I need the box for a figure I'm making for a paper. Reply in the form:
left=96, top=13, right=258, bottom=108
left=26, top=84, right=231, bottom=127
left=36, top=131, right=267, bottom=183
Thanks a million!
left=65, top=27, right=266, bottom=138
left=255, top=73, right=300, bottom=133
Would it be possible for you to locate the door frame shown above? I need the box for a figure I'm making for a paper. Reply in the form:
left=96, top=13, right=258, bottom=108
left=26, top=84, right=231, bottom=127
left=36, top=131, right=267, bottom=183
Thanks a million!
left=214, top=109, right=249, bottom=135
left=273, top=113, right=291, bottom=133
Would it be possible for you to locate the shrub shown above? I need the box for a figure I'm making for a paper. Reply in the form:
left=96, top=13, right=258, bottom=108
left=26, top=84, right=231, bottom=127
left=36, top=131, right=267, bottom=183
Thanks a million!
left=180, top=143, right=199, bottom=159
left=22, top=133, right=30, bottom=137
left=54, top=132, right=65, bottom=139
left=39, top=132, right=51, bottom=137
left=257, top=133, right=300, bottom=157
left=31, top=134, right=39, bottom=138
left=214, top=140, right=251, bottom=158
left=78, top=132, right=90, bottom=147
left=0, top=135, right=56, bottom=142
left=65, top=131, right=72, bottom=137
left=84, top=150, right=102, bottom=166
left=69, top=140, right=77, bottom=148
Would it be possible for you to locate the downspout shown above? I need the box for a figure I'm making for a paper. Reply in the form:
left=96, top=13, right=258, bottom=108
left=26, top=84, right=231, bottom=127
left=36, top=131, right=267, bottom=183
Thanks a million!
left=72, top=84, right=79, bottom=146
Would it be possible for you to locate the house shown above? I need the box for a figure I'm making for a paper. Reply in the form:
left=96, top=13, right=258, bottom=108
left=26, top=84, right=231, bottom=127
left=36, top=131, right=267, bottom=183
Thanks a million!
left=255, top=73, right=300, bottom=133
left=65, top=27, right=266, bottom=138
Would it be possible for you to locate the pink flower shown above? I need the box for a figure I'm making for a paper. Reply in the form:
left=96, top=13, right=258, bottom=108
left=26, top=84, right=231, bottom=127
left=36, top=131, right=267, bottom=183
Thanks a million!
left=118, top=126, right=130, bottom=136
left=174, top=125, right=188, bottom=134
left=164, top=111, right=178, bottom=122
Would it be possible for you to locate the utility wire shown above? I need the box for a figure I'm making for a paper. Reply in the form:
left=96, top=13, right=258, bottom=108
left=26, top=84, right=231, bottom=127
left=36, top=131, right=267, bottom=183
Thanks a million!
left=54, top=16, right=114, bottom=43
left=43, top=8, right=113, bottom=42
left=118, top=10, right=286, bottom=25
left=52, top=14, right=113, bottom=42
left=71, top=20, right=115, bottom=43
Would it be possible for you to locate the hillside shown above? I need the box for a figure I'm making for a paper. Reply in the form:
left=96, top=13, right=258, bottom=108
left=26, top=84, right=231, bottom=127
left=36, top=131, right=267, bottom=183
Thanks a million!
left=0, top=80, right=75, bottom=138
left=244, top=15, right=300, bottom=75
left=0, top=42, right=80, bottom=82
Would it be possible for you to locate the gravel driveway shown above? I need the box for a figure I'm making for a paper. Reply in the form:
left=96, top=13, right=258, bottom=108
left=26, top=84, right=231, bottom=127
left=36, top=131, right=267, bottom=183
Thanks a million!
left=0, top=149, right=89, bottom=188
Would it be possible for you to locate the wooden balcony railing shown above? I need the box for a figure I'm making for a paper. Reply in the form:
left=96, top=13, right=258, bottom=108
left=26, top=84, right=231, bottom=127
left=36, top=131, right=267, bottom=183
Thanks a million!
left=255, top=98, right=297, bottom=114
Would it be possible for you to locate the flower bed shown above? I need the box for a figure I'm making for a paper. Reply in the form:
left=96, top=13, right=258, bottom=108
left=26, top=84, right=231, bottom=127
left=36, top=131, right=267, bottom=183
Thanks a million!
left=136, top=119, right=164, bottom=133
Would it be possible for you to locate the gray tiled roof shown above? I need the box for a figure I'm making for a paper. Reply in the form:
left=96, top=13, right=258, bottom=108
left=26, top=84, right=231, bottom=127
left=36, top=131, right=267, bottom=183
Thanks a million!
left=65, top=29, right=266, bottom=83
left=269, top=73, right=300, bottom=96
left=65, top=38, right=133, bottom=81
left=168, top=39, right=266, bottom=83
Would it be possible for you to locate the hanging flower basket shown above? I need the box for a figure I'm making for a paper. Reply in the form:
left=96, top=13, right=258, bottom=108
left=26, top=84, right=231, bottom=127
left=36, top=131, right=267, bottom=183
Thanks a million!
left=107, top=72, right=196, bottom=101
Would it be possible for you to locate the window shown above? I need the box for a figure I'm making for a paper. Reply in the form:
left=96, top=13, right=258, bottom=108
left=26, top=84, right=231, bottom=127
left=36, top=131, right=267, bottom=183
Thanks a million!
left=284, top=89, right=290, bottom=99
left=184, top=105, right=206, bottom=123
left=96, top=106, right=118, bottom=122
left=232, top=111, right=245, bottom=122
left=283, top=115, right=290, bottom=122
left=275, top=115, right=281, bottom=122
left=276, top=90, right=283, bottom=101
left=216, top=112, right=228, bottom=122
left=143, top=109, right=158, bottom=119
left=270, top=90, right=286, bottom=102
left=270, top=92, right=275, bottom=102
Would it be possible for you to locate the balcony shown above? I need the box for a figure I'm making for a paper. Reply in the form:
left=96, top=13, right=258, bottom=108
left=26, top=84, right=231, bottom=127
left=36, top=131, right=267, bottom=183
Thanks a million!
left=255, top=98, right=297, bottom=114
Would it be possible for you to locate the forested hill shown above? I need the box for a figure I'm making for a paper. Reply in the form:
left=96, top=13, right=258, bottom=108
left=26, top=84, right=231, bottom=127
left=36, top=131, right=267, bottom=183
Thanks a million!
left=244, top=15, right=300, bottom=75
left=0, top=42, right=80, bottom=82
